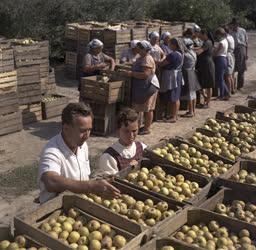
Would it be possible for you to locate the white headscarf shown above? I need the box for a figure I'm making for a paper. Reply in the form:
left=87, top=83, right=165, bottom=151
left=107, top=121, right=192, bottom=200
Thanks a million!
left=138, top=40, right=152, bottom=51
left=88, top=39, right=103, bottom=49
left=193, top=24, right=201, bottom=33
left=130, top=40, right=140, bottom=49
left=161, top=31, right=171, bottom=40
left=149, top=31, right=160, bottom=39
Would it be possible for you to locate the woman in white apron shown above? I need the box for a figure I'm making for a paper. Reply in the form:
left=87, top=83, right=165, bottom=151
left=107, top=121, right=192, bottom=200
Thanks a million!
left=159, top=38, right=184, bottom=123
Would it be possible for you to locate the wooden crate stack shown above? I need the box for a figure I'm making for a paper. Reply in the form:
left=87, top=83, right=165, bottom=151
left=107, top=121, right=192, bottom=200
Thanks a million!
left=12, top=42, right=42, bottom=125
left=80, top=75, right=124, bottom=136
left=0, top=41, right=22, bottom=136
left=38, top=40, right=50, bottom=94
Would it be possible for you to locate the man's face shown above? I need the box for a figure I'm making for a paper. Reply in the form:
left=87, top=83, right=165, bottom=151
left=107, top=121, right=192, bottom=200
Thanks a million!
left=63, top=115, right=93, bottom=147
left=118, top=121, right=138, bottom=146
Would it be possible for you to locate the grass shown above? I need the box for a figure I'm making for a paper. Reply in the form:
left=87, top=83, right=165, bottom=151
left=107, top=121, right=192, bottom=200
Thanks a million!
left=0, top=152, right=101, bottom=198
left=0, top=164, right=38, bottom=197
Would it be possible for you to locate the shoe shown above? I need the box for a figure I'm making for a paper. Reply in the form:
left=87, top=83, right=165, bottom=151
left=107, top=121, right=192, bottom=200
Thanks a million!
left=139, top=129, right=150, bottom=135
left=181, top=112, right=193, bottom=118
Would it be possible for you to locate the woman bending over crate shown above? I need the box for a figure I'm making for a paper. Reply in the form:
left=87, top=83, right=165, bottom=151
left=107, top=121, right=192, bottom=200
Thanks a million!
left=79, top=39, right=115, bottom=91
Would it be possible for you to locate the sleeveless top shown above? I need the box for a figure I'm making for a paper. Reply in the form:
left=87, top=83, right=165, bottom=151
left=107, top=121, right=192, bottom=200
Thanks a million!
left=104, top=141, right=144, bottom=171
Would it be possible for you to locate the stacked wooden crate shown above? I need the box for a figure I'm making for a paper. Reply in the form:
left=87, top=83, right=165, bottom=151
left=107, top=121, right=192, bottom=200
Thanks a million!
left=80, top=75, right=124, bottom=136
left=12, top=41, right=42, bottom=125
left=0, top=41, right=22, bottom=136
left=38, top=40, right=50, bottom=94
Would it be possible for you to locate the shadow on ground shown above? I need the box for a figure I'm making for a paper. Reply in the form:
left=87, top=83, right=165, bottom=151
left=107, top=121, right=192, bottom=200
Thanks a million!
left=24, top=121, right=61, bottom=140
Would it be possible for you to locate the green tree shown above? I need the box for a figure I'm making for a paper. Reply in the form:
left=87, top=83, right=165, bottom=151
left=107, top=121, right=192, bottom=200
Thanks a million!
left=151, top=0, right=233, bottom=29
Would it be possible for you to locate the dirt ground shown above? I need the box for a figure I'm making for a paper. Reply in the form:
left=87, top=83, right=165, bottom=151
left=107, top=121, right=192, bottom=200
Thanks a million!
left=0, top=32, right=255, bottom=226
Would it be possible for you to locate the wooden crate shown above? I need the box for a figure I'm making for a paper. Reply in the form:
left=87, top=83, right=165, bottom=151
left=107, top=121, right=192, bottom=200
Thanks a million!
left=38, top=40, right=49, bottom=59
left=140, top=237, right=199, bottom=250
left=90, top=29, right=105, bottom=42
left=144, top=137, right=235, bottom=179
left=0, top=70, right=17, bottom=94
left=131, top=27, right=147, bottom=40
left=82, top=99, right=116, bottom=136
left=0, top=47, right=14, bottom=73
left=39, top=58, right=49, bottom=78
left=41, top=94, right=69, bottom=120
left=14, top=194, right=150, bottom=250
left=199, top=187, right=256, bottom=225
left=0, top=226, right=50, bottom=249
left=13, top=44, right=41, bottom=68
left=65, top=51, right=77, bottom=66
left=147, top=26, right=160, bottom=38
left=80, top=75, right=124, bottom=104
left=65, top=23, right=79, bottom=40
left=169, top=23, right=184, bottom=37
left=183, top=22, right=196, bottom=30
left=45, top=68, right=56, bottom=94
left=17, top=82, right=41, bottom=105
left=160, top=25, right=173, bottom=35
left=248, top=99, right=256, bottom=109
left=40, top=76, right=48, bottom=94
left=17, top=64, right=40, bottom=86
left=182, top=128, right=237, bottom=163
left=163, top=208, right=256, bottom=243
left=116, top=159, right=212, bottom=206
left=19, top=102, right=42, bottom=125
left=78, top=181, right=185, bottom=237
left=216, top=160, right=256, bottom=192
left=0, top=111, right=22, bottom=136
left=0, top=92, right=19, bottom=116
left=64, top=38, right=78, bottom=52
left=103, top=29, right=131, bottom=46
left=104, top=43, right=129, bottom=61
left=78, top=25, right=91, bottom=44
left=109, top=69, right=132, bottom=107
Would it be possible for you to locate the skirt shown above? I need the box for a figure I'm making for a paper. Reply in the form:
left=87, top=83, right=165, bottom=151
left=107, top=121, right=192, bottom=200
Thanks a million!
left=163, top=83, right=181, bottom=103
left=181, top=69, right=201, bottom=97
left=133, top=91, right=158, bottom=112
left=196, top=57, right=215, bottom=89
left=226, top=52, right=235, bottom=75
left=234, top=45, right=247, bottom=73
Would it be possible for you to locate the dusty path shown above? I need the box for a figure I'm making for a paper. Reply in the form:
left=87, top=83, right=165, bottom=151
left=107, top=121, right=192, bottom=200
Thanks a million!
left=0, top=31, right=255, bottom=226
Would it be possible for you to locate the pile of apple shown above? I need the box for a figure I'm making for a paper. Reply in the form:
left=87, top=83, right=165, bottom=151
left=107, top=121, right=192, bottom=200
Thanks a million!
left=153, top=143, right=233, bottom=177
left=230, top=169, right=256, bottom=186
left=81, top=193, right=175, bottom=227
left=124, top=166, right=201, bottom=202
left=174, top=221, right=256, bottom=249
left=0, top=236, right=47, bottom=250
left=203, top=119, right=256, bottom=153
left=189, top=132, right=241, bottom=161
left=228, top=112, right=256, bottom=123
left=160, top=246, right=174, bottom=250
left=39, top=208, right=127, bottom=250
left=42, top=96, right=60, bottom=102
left=214, top=200, right=256, bottom=225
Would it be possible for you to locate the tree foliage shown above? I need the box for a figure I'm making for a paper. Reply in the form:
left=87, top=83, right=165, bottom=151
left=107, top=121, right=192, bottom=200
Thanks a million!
left=0, top=0, right=254, bottom=60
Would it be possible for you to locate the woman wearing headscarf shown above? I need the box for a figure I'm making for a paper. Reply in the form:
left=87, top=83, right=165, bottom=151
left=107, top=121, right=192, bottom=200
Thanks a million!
left=195, top=29, right=215, bottom=108
left=148, top=31, right=165, bottom=63
left=122, top=41, right=159, bottom=135
left=181, top=38, right=201, bottom=117
left=119, top=40, right=140, bottom=64
left=80, top=39, right=115, bottom=87
left=214, top=27, right=229, bottom=100
left=160, top=32, right=172, bottom=55
left=159, top=38, right=184, bottom=123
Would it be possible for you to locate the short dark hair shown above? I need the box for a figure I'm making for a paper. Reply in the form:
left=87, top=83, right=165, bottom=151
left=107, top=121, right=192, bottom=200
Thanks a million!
left=62, top=102, right=93, bottom=125
left=117, top=108, right=138, bottom=129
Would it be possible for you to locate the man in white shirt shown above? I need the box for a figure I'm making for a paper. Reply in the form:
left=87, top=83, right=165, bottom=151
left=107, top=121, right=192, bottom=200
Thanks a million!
left=230, top=18, right=248, bottom=90
left=96, top=108, right=146, bottom=176
left=38, top=102, right=120, bottom=203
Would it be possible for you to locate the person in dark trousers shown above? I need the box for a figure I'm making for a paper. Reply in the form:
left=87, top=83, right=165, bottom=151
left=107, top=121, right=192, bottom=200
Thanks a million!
left=230, top=18, right=248, bottom=90
left=213, top=27, right=229, bottom=100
